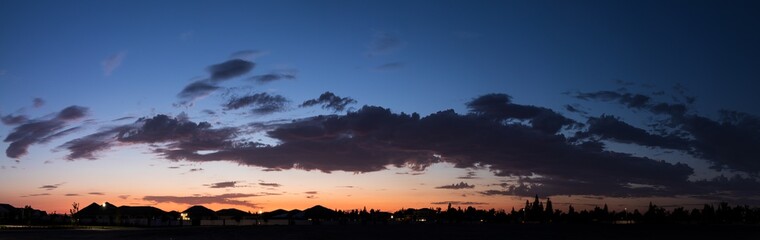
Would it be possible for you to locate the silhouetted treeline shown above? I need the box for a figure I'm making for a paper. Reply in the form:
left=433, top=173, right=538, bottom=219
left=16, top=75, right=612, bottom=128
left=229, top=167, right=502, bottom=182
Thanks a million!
left=3, top=196, right=760, bottom=226
left=382, top=196, right=760, bottom=225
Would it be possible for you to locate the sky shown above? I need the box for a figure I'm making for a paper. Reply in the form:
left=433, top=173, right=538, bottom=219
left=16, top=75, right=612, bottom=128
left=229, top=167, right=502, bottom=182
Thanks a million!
left=1, top=0, right=759, bottom=214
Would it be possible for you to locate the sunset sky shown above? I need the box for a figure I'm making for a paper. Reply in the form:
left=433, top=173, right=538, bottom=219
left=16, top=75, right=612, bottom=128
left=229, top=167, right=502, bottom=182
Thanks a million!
left=2, top=0, right=760, bottom=215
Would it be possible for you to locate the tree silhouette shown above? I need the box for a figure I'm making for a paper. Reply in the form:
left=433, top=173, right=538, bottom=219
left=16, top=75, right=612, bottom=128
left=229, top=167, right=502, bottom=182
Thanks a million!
left=69, top=202, right=79, bottom=225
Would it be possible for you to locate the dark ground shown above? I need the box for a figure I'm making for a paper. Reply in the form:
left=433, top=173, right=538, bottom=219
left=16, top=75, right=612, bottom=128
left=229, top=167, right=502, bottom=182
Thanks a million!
left=1, top=224, right=759, bottom=240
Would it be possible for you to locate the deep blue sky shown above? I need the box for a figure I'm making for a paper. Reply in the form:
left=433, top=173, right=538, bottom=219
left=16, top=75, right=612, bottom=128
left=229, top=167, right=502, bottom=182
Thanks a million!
left=1, top=0, right=759, bottom=212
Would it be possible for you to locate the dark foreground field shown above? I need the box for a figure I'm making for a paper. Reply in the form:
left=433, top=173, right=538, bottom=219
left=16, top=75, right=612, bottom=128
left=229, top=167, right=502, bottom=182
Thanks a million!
left=2, top=224, right=759, bottom=240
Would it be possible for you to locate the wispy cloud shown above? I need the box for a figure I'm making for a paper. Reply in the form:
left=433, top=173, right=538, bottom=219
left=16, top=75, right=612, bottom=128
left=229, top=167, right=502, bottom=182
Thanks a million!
left=374, top=62, right=404, bottom=71
left=23, top=193, right=51, bottom=197
left=102, top=51, right=127, bottom=76
left=249, top=70, right=297, bottom=84
left=230, top=50, right=267, bottom=60
left=179, top=30, right=194, bottom=41
left=367, top=31, right=403, bottom=56
left=33, top=98, right=45, bottom=108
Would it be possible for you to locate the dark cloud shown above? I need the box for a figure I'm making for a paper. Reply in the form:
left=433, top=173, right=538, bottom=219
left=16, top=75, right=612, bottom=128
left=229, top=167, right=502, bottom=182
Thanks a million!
left=374, top=62, right=404, bottom=71
left=1, top=114, right=28, bottom=125
left=118, top=195, right=130, bottom=199
left=60, top=114, right=237, bottom=160
left=249, top=70, right=297, bottom=84
left=88, top=192, right=104, bottom=195
left=188, top=168, right=204, bottom=172
left=54, top=91, right=760, bottom=201
left=176, top=80, right=220, bottom=106
left=650, top=103, right=687, bottom=117
left=59, top=126, right=128, bottom=160
left=143, top=193, right=259, bottom=208
left=223, top=93, right=289, bottom=114
left=4, top=106, right=88, bottom=158
left=304, top=191, right=318, bottom=195
left=466, top=93, right=577, bottom=134
left=574, top=89, right=760, bottom=174
left=436, top=182, right=475, bottom=190
left=564, top=104, right=588, bottom=115
left=39, top=183, right=63, bottom=190
left=207, top=59, right=255, bottom=82
left=431, top=201, right=488, bottom=205
left=574, top=115, right=691, bottom=150
left=33, top=98, right=45, bottom=108
left=574, top=90, right=688, bottom=117
left=56, top=106, right=87, bottom=120
left=156, top=103, right=695, bottom=199
left=680, top=113, right=760, bottom=173
left=259, top=182, right=281, bottom=187
left=300, top=92, right=357, bottom=112
left=207, top=181, right=239, bottom=188
left=64, top=193, right=79, bottom=197
left=574, top=91, right=652, bottom=109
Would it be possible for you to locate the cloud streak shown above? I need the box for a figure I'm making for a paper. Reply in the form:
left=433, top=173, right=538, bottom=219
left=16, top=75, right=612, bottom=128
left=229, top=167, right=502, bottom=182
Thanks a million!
left=436, top=182, right=475, bottom=190
left=206, top=181, right=240, bottom=188
left=374, top=62, right=404, bottom=71
left=4, top=106, right=88, bottom=158
left=249, top=70, right=297, bottom=84
left=259, top=182, right=281, bottom=187
left=368, top=31, right=402, bottom=56
left=39, top=183, right=63, bottom=190
left=143, top=193, right=260, bottom=208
